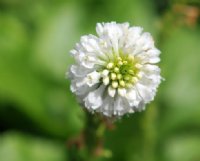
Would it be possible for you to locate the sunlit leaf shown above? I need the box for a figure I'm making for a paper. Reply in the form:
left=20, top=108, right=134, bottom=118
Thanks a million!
left=160, top=27, right=200, bottom=135
left=0, top=132, right=68, bottom=161
left=163, top=135, right=200, bottom=161
left=32, top=4, right=83, bottom=80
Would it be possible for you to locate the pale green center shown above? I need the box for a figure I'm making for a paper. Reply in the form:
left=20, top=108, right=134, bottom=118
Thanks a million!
left=101, top=54, right=142, bottom=89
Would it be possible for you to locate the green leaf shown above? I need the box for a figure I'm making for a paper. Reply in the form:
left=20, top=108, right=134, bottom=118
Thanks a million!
left=160, top=27, right=200, bottom=136
left=0, top=14, right=28, bottom=58
left=107, top=0, right=159, bottom=37
left=0, top=59, right=85, bottom=138
left=0, top=132, right=68, bottom=161
left=0, top=10, right=85, bottom=139
left=163, top=135, right=200, bottom=161
left=32, top=4, right=83, bottom=80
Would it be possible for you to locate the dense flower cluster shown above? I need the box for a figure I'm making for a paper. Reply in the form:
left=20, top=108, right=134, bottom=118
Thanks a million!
left=68, top=22, right=161, bottom=117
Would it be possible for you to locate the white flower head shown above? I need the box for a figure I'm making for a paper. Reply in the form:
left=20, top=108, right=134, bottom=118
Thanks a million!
left=68, top=22, right=161, bottom=117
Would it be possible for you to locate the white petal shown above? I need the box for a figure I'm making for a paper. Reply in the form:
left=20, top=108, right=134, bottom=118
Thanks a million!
left=126, top=88, right=137, bottom=101
left=137, top=32, right=154, bottom=51
left=114, top=97, right=124, bottom=112
left=135, top=83, right=154, bottom=103
left=96, top=23, right=104, bottom=36
left=79, top=54, right=96, bottom=68
left=141, top=64, right=161, bottom=75
left=135, top=101, right=146, bottom=111
left=114, top=96, right=131, bottom=115
left=70, top=81, right=76, bottom=93
left=103, top=76, right=110, bottom=85
left=71, top=79, right=97, bottom=96
left=138, top=72, right=161, bottom=90
left=97, top=22, right=123, bottom=54
left=124, top=26, right=143, bottom=48
left=70, top=49, right=78, bottom=56
left=99, top=95, right=114, bottom=116
left=149, top=57, right=160, bottom=63
left=84, top=85, right=105, bottom=110
left=125, top=88, right=141, bottom=107
left=108, top=86, right=116, bottom=97
left=118, top=88, right=126, bottom=97
left=70, top=65, right=91, bottom=77
left=86, top=71, right=101, bottom=87
left=101, top=69, right=109, bottom=77
left=147, top=48, right=161, bottom=57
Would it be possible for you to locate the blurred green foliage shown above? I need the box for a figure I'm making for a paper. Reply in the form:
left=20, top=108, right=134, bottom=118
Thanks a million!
left=0, top=0, right=200, bottom=161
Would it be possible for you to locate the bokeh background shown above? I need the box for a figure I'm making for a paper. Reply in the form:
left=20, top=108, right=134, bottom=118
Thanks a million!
left=0, top=0, right=200, bottom=161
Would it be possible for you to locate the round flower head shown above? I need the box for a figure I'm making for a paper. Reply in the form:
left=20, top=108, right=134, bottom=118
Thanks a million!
left=68, top=22, right=161, bottom=117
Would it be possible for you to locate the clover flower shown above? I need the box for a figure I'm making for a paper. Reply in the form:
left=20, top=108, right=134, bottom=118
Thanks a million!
left=68, top=22, right=161, bottom=117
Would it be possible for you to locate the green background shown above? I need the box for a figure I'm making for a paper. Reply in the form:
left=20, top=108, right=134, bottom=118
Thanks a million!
left=0, top=0, right=200, bottom=161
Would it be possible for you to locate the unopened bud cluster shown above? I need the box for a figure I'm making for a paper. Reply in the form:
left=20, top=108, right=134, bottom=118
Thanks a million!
left=101, top=55, right=142, bottom=90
